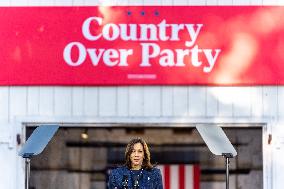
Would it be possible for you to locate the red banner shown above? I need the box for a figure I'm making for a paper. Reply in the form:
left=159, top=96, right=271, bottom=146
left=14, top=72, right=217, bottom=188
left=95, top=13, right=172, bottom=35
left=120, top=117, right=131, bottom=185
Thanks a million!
left=0, top=6, right=284, bottom=86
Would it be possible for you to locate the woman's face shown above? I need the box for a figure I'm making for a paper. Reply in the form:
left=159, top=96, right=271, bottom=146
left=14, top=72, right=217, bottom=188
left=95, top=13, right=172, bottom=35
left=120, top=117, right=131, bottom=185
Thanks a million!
left=130, top=143, right=144, bottom=169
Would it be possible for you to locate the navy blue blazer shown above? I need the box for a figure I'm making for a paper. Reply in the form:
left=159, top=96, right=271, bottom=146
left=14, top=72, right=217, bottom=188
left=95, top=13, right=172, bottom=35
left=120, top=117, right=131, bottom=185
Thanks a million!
left=108, top=166, right=163, bottom=189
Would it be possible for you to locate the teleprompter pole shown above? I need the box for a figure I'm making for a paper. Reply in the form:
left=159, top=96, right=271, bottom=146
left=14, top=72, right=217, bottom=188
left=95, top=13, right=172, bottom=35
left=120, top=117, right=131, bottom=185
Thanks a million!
left=25, top=158, right=30, bottom=189
left=222, top=153, right=233, bottom=189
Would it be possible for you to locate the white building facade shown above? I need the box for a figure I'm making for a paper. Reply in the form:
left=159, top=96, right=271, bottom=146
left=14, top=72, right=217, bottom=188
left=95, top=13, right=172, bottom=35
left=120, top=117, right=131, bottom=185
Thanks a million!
left=1, top=0, right=284, bottom=189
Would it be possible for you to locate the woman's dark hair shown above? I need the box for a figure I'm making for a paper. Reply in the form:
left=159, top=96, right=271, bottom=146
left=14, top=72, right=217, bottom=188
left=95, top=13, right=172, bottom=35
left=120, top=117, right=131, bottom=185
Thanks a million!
left=124, top=138, right=153, bottom=170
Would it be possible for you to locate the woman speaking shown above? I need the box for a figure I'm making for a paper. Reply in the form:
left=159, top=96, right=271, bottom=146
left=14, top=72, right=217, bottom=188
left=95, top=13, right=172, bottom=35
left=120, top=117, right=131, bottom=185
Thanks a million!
left=108, top=138, right=163, bottom=189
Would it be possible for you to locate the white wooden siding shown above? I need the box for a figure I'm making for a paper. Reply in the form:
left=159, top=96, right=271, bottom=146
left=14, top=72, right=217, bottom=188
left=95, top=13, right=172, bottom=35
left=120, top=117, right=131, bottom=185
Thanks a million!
left=129, top=87, right=144, bottom=117
left=1, top=86, right=284, bottom=122
left=117, top=87, right=129, bottom=116
left=54, top=88, right=72, bottom=116
left=263, top=87, right=278, bottom=117
left=39, top=87, right=54, bottom=116
left=84, top=88, right=99, bottom=116
left=188, top=87, right=206, bottom=117
left=27, top=87, right=40, bottom=116
left=161, top=87, right=174, bottom=116
left=71, top=87, right=84, bottom=116
left=206, top=87, right=219, bottom=117
left=144, top=87, right=161, bottom=117
left=99, top=87, right=117, bottom=116
left=9, top=87, right=27, bottom=119
left=251, top=87, right=263, bottom=117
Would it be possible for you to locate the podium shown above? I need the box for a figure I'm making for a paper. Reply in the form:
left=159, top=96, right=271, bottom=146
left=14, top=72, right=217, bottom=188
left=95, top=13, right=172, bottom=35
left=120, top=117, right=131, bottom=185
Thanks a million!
left=196, top=124, right=237, bottom=189
left=18, top=125, right=59, bottom=189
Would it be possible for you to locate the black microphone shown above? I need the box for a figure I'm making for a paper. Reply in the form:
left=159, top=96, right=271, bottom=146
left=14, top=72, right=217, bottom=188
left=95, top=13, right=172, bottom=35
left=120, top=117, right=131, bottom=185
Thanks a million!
left=122, top=175, right=128, bottom=189
left=133, top=175, right=140, bottom=189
